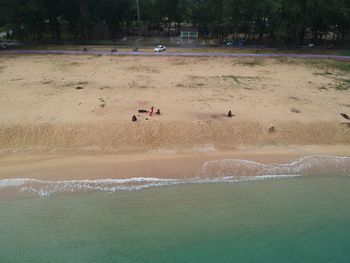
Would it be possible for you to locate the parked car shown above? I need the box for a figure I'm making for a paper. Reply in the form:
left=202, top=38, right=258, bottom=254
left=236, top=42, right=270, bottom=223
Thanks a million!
left=225, top=39, right=245, bottom=47
left=226, top=41, right=234, bottom=47
left=0, top=43, right=9, bottom=50
left=154, top=45, right=166, bottom=52
left=0, top=41, right=20, bottom=50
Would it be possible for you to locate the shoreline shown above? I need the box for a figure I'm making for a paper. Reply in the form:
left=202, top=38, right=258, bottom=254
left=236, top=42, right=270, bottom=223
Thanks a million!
left=0, top=54, right=349, bottom=183
left=1, top=145, right=350, bottom=181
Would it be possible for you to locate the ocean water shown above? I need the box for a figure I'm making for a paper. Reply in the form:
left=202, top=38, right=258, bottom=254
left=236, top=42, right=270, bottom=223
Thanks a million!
left=1, top=156, right=350, bottom=262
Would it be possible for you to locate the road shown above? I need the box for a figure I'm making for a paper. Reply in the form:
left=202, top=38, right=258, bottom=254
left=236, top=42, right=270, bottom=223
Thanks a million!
left=2, top=49, right=350, bottom=60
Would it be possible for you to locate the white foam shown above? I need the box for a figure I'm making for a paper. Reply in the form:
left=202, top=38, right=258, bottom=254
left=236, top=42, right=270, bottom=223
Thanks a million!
left=198, top=155, right=350, bottom=177
left=1, top=175, right=300, bottom=197
left=1, top=155, right=349, bottom=197
left=0, top=178, right=42, bottom=188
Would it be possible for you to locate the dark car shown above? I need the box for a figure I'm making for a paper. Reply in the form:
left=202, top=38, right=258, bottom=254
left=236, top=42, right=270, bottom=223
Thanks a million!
left=225, top=39, right=245, bottom=47
left=226, top=41, right=234, bottom=47
left=0, top=43, right=9, bottom=50
left=0, top=41, right=20, bottom=50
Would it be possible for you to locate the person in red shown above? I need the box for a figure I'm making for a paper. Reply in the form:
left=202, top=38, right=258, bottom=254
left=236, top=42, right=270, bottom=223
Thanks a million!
left=149, top=106, right=154, bottom=116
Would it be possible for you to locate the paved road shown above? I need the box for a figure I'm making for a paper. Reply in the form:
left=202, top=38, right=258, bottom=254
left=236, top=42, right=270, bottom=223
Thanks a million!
left=2, top=49, right=350, bottom=60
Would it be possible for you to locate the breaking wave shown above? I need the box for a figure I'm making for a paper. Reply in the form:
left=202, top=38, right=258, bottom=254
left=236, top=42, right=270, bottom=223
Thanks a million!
left=0, top=175, right=298, bottom=197
left=198, top=155, right=350, bottom=177
left=0, top=156, right=349, bottom=197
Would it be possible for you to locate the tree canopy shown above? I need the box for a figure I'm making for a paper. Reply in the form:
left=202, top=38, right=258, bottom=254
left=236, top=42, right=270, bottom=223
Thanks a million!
left=0, top=0, right=349, bottom=44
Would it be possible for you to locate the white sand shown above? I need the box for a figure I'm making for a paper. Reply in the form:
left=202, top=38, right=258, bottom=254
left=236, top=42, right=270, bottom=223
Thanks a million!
left=0, top=54, right=349, bottom=179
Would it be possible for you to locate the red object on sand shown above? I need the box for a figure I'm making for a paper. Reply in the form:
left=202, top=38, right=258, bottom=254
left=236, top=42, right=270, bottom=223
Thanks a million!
left=150, top=106, right=154, bottom=116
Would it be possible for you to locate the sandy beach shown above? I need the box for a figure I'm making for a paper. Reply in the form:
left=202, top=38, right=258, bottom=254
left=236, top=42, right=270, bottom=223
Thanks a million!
left=0, top=53, right=349, bottom=180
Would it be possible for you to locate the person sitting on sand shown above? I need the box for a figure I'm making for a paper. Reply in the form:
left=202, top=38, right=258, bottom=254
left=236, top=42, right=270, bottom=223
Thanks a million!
left=132, top=115, right=137, bottom=122
left=156, top=109, right=161, bottom=115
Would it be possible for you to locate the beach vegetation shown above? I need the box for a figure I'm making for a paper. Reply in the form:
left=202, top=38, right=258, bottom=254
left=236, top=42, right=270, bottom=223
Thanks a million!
left=234, top=59, right=264, bottom=67
left=275, top=57, right=299, bottom=65
left=229, top=75, right=242, bottom=85
left=303, top=59, right=350, bottom=73
left=0, top=0, right=349, bottom=46
left=335, top=80, right=350, bottom=90
left=337, top=50, right=350, bottom=56
left=313, top=71, right=334, bottom=76
left=330, top=62, right=350, bottom=72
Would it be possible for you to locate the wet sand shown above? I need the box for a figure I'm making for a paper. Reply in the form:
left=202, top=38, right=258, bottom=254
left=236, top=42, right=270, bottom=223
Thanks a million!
left=1, top=146, right=350, bottom=181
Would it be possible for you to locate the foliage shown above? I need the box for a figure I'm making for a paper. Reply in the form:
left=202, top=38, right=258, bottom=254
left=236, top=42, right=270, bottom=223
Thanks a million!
left=0, top=0, right=349, bottom=43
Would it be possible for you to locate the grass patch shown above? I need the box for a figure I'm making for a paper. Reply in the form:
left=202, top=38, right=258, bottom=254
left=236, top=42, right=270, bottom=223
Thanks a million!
left=303, top=59, right=324, bottom=67
left=230, top=75, right=241, bottom=84
left=210, top=75, right=242, bottom=84
left=336, top=50, right=350, bottom=56
left=77, top=81, right=89, bottom=85
left=303, top=59, right=350, bottom=72
left=317, top=60, right=350, bottom=72
left=217, top=75, right=260, bottom=86
left=234, top=58, right=264, bottom=67
left=69, top=61, right=82, bottom=66
left=274, top=57, right=299, bottom=65
left=335, top=79, right=350, bottom=90
left=65, top=80, right=89, bottom=88
left=0, top=64, right=6, bottom=73
left=335, top=84, right=349, bottom=90
left=313, top=70, right=334, bottom=76
left=330, top=62, right=350, bottom=72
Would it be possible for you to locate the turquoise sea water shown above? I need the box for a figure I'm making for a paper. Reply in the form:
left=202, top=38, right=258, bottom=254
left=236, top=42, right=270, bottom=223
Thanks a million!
left=1, top=176, right=350, bottom=263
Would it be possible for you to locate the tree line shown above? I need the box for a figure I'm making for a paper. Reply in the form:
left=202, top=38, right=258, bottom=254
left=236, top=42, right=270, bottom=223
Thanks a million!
left=0, top=0, right=349, bottom=44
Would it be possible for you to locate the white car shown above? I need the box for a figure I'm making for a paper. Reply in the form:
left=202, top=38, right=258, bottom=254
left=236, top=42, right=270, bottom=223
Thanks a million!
left=154, top=45, right=166, bottom=52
